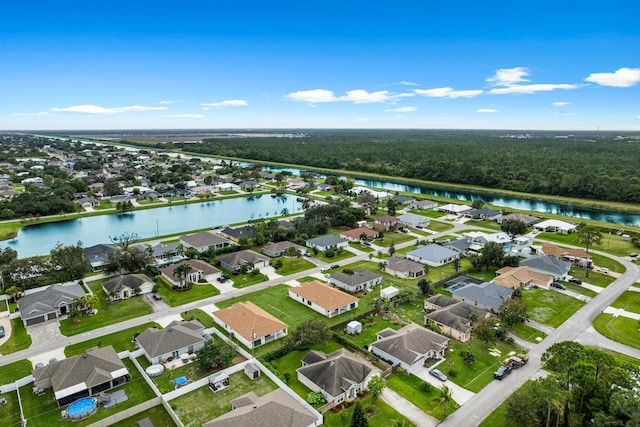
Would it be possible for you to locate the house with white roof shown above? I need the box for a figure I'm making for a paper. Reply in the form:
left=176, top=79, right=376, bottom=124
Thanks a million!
left=533, top=219, right=578, bottom=234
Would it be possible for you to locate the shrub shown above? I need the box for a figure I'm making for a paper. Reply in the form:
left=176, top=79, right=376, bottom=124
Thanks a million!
left=325, top=249, right=335, bottom=258
left=448, top=369, right=458, bottom=378
left=306, top=391, right=325, bottom=405
left=421, top=382, right=432, bottom=393
left=461, top=349, right=475, bottom=364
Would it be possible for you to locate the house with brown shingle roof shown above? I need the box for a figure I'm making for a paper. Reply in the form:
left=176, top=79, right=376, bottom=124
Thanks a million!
left=373, top=215, right=401, bottom=231
left=135, top=320, right=206, bottom=364
left=369, top=323, right=449, bottom=373
left=218, top=249, right=270, bottom=271
left=160, top=259, right=221, bottom=287
left=212, top=302, right=288, bottom=349
left=424, top=295, right=488, bottom=343
left=385, top=257, right=425, bottom=279
left=179, top=231, right=235, bottom=252
left=494, top=266, right=554, bottom=290
left=262, top=241, right=306, bottom=257
left=339, top=227, right=379, bottom=242
left=288, top=281, right=358, bottom=318
left=539, top=242, right=592, bottom=268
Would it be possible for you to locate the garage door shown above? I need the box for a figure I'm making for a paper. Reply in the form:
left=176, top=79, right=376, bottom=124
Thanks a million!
left=26, top=316, right=46, bottom=326
left=47, top=313, right=57, bottom=320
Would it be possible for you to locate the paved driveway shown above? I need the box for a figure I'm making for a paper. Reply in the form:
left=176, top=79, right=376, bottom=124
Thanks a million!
left=27, top=320, right=63, bottom=347
left=0, top=315, right=12, bottom=349
left=414, top=365, right=476, bottom=405
left=143, top=293, right=171, bottom=312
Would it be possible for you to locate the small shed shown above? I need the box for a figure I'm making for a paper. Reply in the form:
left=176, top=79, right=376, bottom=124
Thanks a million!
left=244, top=362, right=260, bottom=380
left=356, top=220, right=367, bottom=228
left=346, top=320, right=362, bottom=335
left=380, top=286, right=399, bottom=301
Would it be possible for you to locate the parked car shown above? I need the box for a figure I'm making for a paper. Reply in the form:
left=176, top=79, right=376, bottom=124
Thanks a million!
left=0, top=325, right=4, bottom=338
left=415, top=225, right=424, bottom=229
left=429, top=368, right=447, bottom=382
left=303, top=252, right=312, bottom=257
left=362, top=241, right=372, bottom=246
left=320, top=266, right=330, bottom=272
left=331, top=264, right=340, bottom=269
left=494, top=365, right=512, bottom=380
left=35, top=362, right=45, bottom=370
left=596, top=267, right=609, bottom=273
left=551, top=282, right=566, bottom=290
left=221, top=274, right=231, bottom=280
left=630, top=253, right=638, bottom=258
left=400, top=228, right=409, bottom=233
left=216, top=277, right=227, bottom=283
left=152, top=293, right=162, bottom=300
left=568, top=278, right=582, bottom=285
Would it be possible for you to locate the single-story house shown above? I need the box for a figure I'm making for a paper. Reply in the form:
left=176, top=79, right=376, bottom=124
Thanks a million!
left=74, top=197, right=99, bottom=208
left=33, top=346, right=129, bottom=407
left=373, top=215, right=401, bottom=232
left=18, top=284, right=86, bottom=327
left=297, top=348, right=380, bottom=405
left=218, top=250, right=270, bottom=271
left=464, top=207, right=502, bottom=220
left=179, top=231, right=235, bottom=252
left=451, top=281, right=513, bottom=311
left=407, top=200, right=438, bottom=210
left=262, top=241, right=306, bottom=257
left=369, top=323, right=449, bottom=373
left=496, top=212, right=540, bottom=226
left=220, top=225, right=255, bottom=243
left=203, top=388, right=321, bottom=427
left=84, top=244, right=117, bottom=272
left=305, top=235, right=348, bottom=252
left=424, top=295, right=488, bottom=343
left=533, top=219, right=578, bottom=234
left=212, top=301, right=288, bottom=349
left=397, top=213, right=430, bottom=228
left=289, top=280, right=358, bottom=318
left=494, top=266, right=554, bottom=289
left=385, top=257, right=424, bottom=278
left=150, top=242, right=184, bottom=262
left=339, top=227, right=379, bottom=242
left=160, top=259, right=221, bottom=286
left=444, top=237, right=473, bottom=255
left=406, top=244, right=459, bottom=267
left=437, top=203, right=473, bottom=215
left=520, top=255, right=571, bottom=280
left=215, top=182, right=241, bottom=192
left=136, top=320, right=206, bottom=364
left=463, top=231, right=512, bottom=247
left=539, top=242, right=592, bottom=268
left=329, top=268, right=382, bottom=292
left=102, top=273, right=154, bottom=300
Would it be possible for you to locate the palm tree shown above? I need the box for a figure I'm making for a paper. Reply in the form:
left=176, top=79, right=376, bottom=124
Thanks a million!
left=437, top=385, right=453, bottom=417
left=84, top=294, right=99, bottom=313
left=280, top=208, right=289, bottom=217
left=173, top=263, right=193, bottom=288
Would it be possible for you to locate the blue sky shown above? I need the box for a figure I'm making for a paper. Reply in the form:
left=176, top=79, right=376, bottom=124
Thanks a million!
left=2, top=1, right=639, bottom=130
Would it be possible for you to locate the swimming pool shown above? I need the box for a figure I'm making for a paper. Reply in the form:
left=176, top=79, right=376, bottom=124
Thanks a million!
left=449, top=284, right=466, bottom=292
left=66, top=397, right=97, bottom=420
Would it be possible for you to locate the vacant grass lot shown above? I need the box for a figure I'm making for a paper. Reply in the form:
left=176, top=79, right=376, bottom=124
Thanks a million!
left=0, top=318, right=32, bottom=355
left=65, top=322, right=160, bottom=357
left=464, top=219, right=502, bottom=231
left=334, top=315, right=403, bottom=349
left=510, top=322, right=547, bottom=343
left=446, top=339, right=520, bottom=392
left=230, top=271, right=269, bottom=289
left=273, top=257, right=317, bottom=275
left=409, top=209, right=447, bottom=219
left=593, top=313, right=640, bottom=349
left=155, top=277, right=220, bottom=305
left=314, top=248, right=357, bottom=263
left=538, top=232, right=637, bottom=258
left=610, top=291, right=640, bottom=314
left=349, top=241, right=375, bottom=252
left=375, top=232, right=415, bottom=248
left=521, top=288, right=585, bottom=328
left=59, top=279, right=153, bottom=336
left=560, top=280, right=598, bottom=297
left=569, top=267, right=616, bottom=287
left=170, top=371, right=277, bottom=426
left=0, top=360, right=33, bottom=385
left=386, top=373, right=457, bottom=419
left=426, top=220, right=455, bottom=233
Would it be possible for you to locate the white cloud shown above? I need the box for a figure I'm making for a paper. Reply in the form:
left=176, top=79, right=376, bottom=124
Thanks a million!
left=159, top=100, right=175, bottom=105
left=51, top=104, right=168, bottom=114
left=488, top=84, right=579, bottom=95
left=552, top=101, right=569, bottom=107
left=476, top=108, right=498, bottom=113
left=285, top=89, right=392, bottom=104
left=201, top=100, right=248, bottom=109
left=342, top=89, right=390, bottom=103
left=636, top=115, right=640, bottom=120
left=9, top=111, right=51, bottom=117
left=385, top=106, right=416, bottom=113
left=393, top=81, right=419, bottom=86
left=487, top=67, right=530, bottom=87
left=356, top=117, right=370, bottom=121
left=414, top=87, right=483, bottom=99
left=161, top=114, right=204, bottom=118
left=284, top=89, right=337, bottom=103
left=585, top=67, right=640, bottom=87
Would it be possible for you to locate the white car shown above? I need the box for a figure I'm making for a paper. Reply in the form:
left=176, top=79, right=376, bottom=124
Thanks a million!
left=320, top=266, right=330, bottom=272
left=596, top=267, right=609, bottom=273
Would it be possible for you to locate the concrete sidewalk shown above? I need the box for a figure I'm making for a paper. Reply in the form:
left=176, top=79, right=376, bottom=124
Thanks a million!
left=381, top=388, right=438, bottom=427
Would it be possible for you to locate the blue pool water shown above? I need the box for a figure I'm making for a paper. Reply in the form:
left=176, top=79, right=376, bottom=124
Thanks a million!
left=449, top=284, right=465, bottom=292
left=175, top=376, right=188, bottom=385
left=67, top=397, right=97, bottom=415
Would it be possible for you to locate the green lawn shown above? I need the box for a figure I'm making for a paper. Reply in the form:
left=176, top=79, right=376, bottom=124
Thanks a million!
left=445, top=339, right=520, bottom=393
left=521, top=288, right=586, bottom=328
left=386, top=373, right=457, bottom=419
left=64, top=323, right=160, bottom=357
left=426, top=220, right=455, bottom=233
left=464, top=219, right=502, bottom=231
left=314, top=248, right=357, bottom=263
left=334, top=315, right=403, bottom=349
left=538, top=232, right=638, bottom=258
left=323, top=393, right=415, bottom=427
left=20, top=358, right=156, bottom=427
left=0, top=360, right=33, bottom=385
left=593, top=313, right=640, bottom=349
left=375, top=233, right=415, bottom=248
left=560, top=280, right=598, bottom=297
left=610, top=291, right=640, bottom=314
left=181, top=308, right=216, bottom=328
left=569, top=267, right=616, bottom=288
left=151, top=359, right=220, bottom=394
left=349, top=241, right=375, bottom=252
left=273, top=257, right=317, bottom=275
left=170, top=371, right=277, bottom=426
left=155, top=277, right=220, bottom=305
left=409, top=209, right=447, bottom=219
left=0, top=390, right=21, bottom=427
left=59, top=279, right=153, bottom=336
left=510, top=322, right=547, bottom=343
left=108, top=404, right=177, bottom=427
left=0, top=318, right=32, bottom=355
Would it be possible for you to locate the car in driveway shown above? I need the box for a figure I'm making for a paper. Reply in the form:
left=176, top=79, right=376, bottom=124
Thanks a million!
left=0, top=325, right=4, bottom=338
left=494, top=365, right=512, bottom=380
left=320, top=266, right=330, bottom=272
left=568, top=278, right=582, bottom=285
left=152, top=293, right=162, bottom=300
left=630, top=253, right=638, bottom=258
left=596, top=267, right=609, bottom=273
left=551, top=282, right=566, bottom=290
left=429, top=368, right=447, bottom=382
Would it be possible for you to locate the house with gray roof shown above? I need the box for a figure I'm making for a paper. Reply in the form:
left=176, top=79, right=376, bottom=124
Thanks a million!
left=424, top=295, right=488, bottom=343
left=329, top=268, right=382, bottom=292
left=464, top=207, right=502, bottom=220
left=262, top=241, right=306, bottom=257
left=84, top=243, right=117, bottom=272
left=150, top=242, right=184, bottom=262
left=397, top=213, right=430, bottom=228
left=18, top=284, right=86, bottom=327
left=369, top=323, right=449, bottom=373
left=451, top=281, right=513, bottom=311
left=160, top=259, right=221, bottom=287
left=179, top=231, right=234, bottom=252
left=220, top=225, right=255, bottom=243
left=218, top=249, right=270, bottom=271
left=203, top=388, right=321, bottom=427
left=496, top=212, right=540, bottom=226
left=520, top=255, right=571, bottom=280
left=445, top=237, right=472, bottom=254
left=32, top=345, right=129, bottom=406
left=385, top=257, right=425, bottom=279
left=297, top=348, right=380, bottom=405
left=305, top=235, right=348, bottom=252
left=102, top=273, right=154, bottom=300
left=136, top=320, right=206, bottom=364
left=407, top=199, right=438, bottom=210
left=406, top=244, right=459, bottom=267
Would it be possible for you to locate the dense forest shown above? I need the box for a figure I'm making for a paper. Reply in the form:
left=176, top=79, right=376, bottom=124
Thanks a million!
left=168, top=130, right=640, bottom=203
